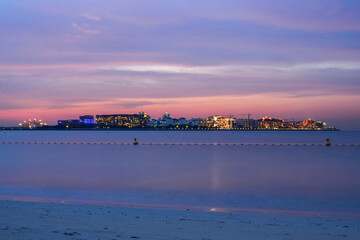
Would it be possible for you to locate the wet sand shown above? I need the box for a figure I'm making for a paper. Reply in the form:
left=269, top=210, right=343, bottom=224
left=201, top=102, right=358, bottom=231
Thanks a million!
left=0, top=200, right=359, bottom=240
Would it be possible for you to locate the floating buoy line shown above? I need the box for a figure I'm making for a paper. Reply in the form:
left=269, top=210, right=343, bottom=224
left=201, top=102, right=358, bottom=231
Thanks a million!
left=0, top=141, right=359, bottom=146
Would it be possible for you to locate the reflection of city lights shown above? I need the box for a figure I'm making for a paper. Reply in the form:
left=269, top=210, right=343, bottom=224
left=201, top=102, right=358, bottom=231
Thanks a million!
left=208, top=208, right=227, bottom=212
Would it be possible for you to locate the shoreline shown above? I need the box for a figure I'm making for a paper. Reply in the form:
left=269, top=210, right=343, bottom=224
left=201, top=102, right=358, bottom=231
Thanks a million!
left=1, top=196, right=360, bottom=220
left=1, top=200, right=359, bottom=240
left=1, top=128, right=340, bottom=131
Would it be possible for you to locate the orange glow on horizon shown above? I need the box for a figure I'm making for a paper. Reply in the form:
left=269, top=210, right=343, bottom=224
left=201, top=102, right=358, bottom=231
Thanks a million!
left=1, top=93, right=360, bottom=126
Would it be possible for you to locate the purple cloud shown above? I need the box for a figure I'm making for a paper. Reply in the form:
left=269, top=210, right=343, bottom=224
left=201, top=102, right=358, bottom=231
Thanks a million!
left=0, top=0, right=360, bottom=128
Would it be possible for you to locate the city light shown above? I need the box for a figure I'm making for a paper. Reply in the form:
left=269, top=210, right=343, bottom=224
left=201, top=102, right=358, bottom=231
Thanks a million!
left=53, top=112, right=333, bottom=130
left=12, top=112, right=334, bottom=130
left=18, top=119, right=48, bottom=129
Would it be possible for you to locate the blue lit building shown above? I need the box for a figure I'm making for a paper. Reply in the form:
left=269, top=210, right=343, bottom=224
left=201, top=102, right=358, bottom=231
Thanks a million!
left=79, top=115, right=95, bottom=125
left=57, top=115, right=95, bottom=128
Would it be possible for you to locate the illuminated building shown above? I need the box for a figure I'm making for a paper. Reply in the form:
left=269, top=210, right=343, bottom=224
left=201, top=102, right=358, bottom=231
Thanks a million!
left=151, top=112, right=186, bottom=128
left=57, top=119, right=80, bottom=128
left=187, top=118, right=200, bottom=127
left=80, top=115, right=95, bottom=125
left=299, top=118, right=327, bottom=130
left=173, top=118, right=187, bottom=126
left=151, top=115, right=200, bottom=128
left=51, top=112, right=332, bottom=130
left=163, top=112, right=171, bottom=119
left=19, top=119, right=48, bottom=129
left=200, top=117, right=214, bottom=128
left=257, top=117, right=284, bottom=129
left=235, top=118, right=258, bottom=129
left=58, top=115, right=95, bottom=128
left=201, top=116, right=236, bottom=129
left=159, top=118, right=173, bottom=127
left=282, top=121, right=299, bottom=129
left=96, top=112, right=150, bottom=128
left=215, top=116, right=235, bottom=129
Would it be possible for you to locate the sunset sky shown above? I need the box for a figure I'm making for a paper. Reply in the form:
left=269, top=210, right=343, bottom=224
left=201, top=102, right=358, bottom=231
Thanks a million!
left=1, top=0, right=360, bottom=129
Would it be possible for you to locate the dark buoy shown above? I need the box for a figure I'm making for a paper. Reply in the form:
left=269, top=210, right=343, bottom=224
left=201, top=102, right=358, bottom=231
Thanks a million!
left=133, top=138, right=138, bottom=145
left=325, top=138, right=331, bottom=146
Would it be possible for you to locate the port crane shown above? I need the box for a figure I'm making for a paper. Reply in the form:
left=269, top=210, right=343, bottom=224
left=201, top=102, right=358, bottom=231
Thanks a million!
left=237, top=113, right=253, bottom=129
left=238, top=113, right=253, bottom=121
left=228, top=113, right=253, bottom=120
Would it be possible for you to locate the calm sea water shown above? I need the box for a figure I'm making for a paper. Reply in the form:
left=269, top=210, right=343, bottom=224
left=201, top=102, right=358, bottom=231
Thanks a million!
left=1, top=130, right=360, bottom=217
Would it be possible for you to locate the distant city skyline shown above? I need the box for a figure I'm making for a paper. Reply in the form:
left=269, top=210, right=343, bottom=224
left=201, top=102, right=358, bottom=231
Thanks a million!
left=10, top=112, right=332, bottom=131
left=1, top=1, right=360, bottom=129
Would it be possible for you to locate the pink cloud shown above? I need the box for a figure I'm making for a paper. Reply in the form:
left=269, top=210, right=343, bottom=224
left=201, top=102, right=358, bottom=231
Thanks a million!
left=72, top=22, right=100, bottom=34
left=82, top=13, right=101, bottom=21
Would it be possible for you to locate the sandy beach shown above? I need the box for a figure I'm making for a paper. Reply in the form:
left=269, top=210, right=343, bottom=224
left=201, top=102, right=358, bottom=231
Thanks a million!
left=0, top=200, right=359, bottom=240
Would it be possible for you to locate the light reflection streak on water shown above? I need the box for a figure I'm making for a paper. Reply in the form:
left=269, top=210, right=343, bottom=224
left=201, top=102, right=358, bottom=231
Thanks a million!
left=0, top=131, right=360, bottom=217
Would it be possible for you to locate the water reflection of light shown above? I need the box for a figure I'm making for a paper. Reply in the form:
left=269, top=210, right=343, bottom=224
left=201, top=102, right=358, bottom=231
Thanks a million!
left=211, top=147, right=220, bottom=190
left=209, top=207, right=227, bottom=212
